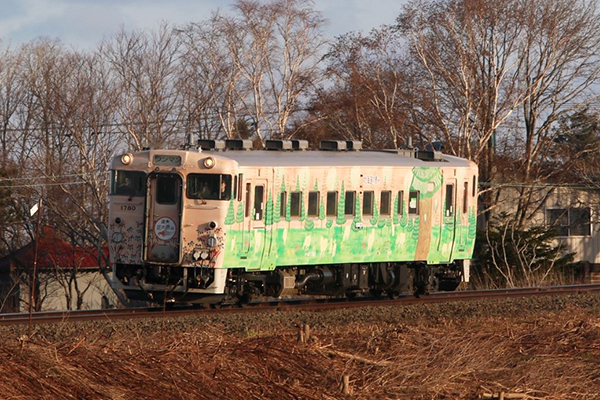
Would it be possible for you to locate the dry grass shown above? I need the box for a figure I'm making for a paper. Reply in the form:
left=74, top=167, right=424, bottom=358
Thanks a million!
left=2, top=295, right=600, bottom=399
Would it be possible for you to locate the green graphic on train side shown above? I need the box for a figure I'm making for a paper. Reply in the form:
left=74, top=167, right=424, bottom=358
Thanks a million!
left=222, top=167, right=476, bottom=271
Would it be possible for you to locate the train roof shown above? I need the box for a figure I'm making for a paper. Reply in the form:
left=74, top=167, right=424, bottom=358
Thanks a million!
left=110, top=147, right=477, bottom=170
left=206, top=149, right=476, bottom=169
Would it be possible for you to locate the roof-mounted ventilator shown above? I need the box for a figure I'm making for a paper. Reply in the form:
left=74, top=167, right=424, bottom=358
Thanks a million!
left=346, top=140, right=362, bottom=150
left=265, top=139, right=309, bottom=150
left=196, top=139, right=254, bottom=151
left=198, top=139, right=226, bottom=151
left=291, top=139, right=309, bottom=150
left=416, top=150, right=443, bottom=161
left=319, top=140, right=362, bottom=151
left=266, top=140, right=293, bottom=150
left=225, top=139, right=253, bottom=150
left=396, top=148, right=417, bottom=157
left=320, top=140, right=346, bottom=151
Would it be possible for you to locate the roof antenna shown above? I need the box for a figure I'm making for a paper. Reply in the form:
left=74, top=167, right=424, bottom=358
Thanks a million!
left=184, top=132, right=201, bottom=151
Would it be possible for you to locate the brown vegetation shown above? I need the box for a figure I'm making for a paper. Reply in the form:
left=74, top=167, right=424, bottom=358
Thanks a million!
left=2, top=294, right=600, bottom=399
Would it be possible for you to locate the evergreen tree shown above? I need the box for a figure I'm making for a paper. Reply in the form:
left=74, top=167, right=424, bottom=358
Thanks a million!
left=297, top=177, right=306, bottom=222
left=337, top=181, right=346, bottom=225
left=352, top=192, right=362, bottom=230
left=265, top=191, right=273, bottom=226
left=393, top=192, right=400, bottom=225
left=236, top=203, right=244, bottom=224
left=274, top=177, right=285, bottom=224
left=225, top=198, right=236, bottom=225
left=370, top=196, right=379, bottom=226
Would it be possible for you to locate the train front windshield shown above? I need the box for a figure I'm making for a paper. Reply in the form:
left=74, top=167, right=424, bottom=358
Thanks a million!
left=187, top=174, right=232, bottom=200
left=111, top=170, right=146, bottom=197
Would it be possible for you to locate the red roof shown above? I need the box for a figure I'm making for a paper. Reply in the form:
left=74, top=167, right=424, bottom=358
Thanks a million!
left=0, top=226, right=108, bottom=272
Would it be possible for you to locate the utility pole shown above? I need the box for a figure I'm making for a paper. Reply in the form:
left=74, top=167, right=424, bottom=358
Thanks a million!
left=28, top=199, right=42, bottom=333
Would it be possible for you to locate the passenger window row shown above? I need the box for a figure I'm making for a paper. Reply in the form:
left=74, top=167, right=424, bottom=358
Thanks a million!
left=268, top=190, right=421, bottom=218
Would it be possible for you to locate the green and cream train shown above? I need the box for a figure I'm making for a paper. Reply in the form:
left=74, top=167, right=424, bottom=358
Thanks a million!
left=108, top=139, right=478, bottom=304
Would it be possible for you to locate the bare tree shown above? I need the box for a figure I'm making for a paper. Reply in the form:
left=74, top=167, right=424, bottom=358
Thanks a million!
left=321, top=27, right=411, bottom=148
left=512, top=0, right=600, bottom=225
left=399, top=0, right=600, bottom=224
left=266, top=0, right=327, bottom=138
left=100, top=23, right=183, bottom=150
left=399, top=0, right=529, bottom=167
left=179, top=13, right=245, bottom=139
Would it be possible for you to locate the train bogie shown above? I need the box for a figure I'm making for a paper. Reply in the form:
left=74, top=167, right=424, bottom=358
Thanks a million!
left=107, top=140, right=477, bottom=304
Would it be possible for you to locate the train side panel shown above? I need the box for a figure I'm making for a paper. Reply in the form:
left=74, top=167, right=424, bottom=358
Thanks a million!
left=223, top=163, right=477, bottom=270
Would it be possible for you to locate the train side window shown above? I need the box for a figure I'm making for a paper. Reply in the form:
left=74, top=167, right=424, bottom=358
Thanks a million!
left=472, top=175, right=477, bottom=197
left=233, top=175, right=238, bottom=200
left=187, top=174, right=231, bottom=200
left=345, top=191, right=356, bottom=215
left=112, top=170, right=146, bottom=196
left=245, top=183, right=251, bottom=218
left=445, top=184, right=454, bottom=217
left=408, top=191, right=419, bottom=215
left=238, top=174, right=243, bottom=201
left=156, top=176, right=179, bottom=204
left=290, top=192, right=302, bottom=217
left=254, top=185, right=264, bottom=220
left=280, top=192, right=287, bottom=218
left=463, top=181, right=469, bottom=213
left=326, top=191, right=337, bottom=216
left=397, top=191, right=404, bottom=215
left=380, top=191, right=391, bottom=216
left=363, top=191, right=374, bottom=215
left=308, top=191, right=319, bottom=217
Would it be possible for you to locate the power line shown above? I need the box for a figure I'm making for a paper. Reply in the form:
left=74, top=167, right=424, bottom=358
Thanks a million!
left=0, top=179, right=109, bottom=189
left=0, top=171, right=108, bottom=183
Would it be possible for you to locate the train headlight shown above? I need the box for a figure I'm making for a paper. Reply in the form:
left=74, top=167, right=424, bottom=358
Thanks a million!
left=203, top=156, right=216, bottom=169
left=207, top=234, right=218, bottom=248
left=121, top=153, right=133, bottom=165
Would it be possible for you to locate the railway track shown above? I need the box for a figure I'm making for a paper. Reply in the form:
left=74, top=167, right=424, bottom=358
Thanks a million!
left=2, top=283, right=600, bottom=326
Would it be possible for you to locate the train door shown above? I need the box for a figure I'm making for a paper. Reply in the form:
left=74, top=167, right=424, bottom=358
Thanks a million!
left=252, top=179, right=267, bottom=229
left=242, top=178, right=268, bottom=267
left=143, top=173, right=182, bottom=264
left=454, top=178, right=472, bottom=255
left=440, top=179, right=457, bottom=261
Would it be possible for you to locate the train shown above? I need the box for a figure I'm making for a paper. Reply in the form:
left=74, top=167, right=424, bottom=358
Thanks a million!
left=107, top=139, right=478, bottom=305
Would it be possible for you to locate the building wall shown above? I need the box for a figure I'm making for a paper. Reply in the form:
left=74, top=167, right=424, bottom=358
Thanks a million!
left=19, top=271, right=117, bottom=312
left=493, top=186, right=600, bottom=264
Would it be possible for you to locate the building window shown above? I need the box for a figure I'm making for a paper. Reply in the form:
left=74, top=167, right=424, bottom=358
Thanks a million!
left=546, top=208, right=591, bottom=236
left=308, top=191, right=319, bottom=217
left=363, top=191, right=374, bottom=215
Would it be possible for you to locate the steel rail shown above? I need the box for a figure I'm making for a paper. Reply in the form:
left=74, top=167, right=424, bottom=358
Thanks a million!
left=2, top=283, right=600, bottom=326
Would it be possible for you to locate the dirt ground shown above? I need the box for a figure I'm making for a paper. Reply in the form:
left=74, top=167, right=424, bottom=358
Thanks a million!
left=2, top=294, right=600, bottom=399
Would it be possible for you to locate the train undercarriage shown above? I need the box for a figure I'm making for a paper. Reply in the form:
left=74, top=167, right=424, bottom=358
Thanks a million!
left=115, top=261, right=466, bottom=305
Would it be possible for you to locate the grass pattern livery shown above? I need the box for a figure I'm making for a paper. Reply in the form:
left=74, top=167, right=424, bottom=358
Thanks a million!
left=108, top=140, right=478, bottom=305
